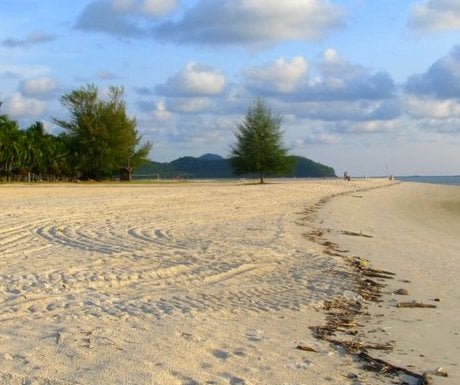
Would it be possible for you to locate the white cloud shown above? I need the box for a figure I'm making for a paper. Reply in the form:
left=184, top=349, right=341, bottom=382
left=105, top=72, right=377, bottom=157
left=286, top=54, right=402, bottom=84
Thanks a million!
left=156, top=62, right=226, bottom=97
left=19, top=77, right=59, bottom=99
left=246, top=49, right=396, bottom=102
left=404, top=96, right=460, bottom=119
left=155, top=0, right=345, bottom=46
left=343, top=120, right=399, bottom=134
left=245, top=56, right=308, bottom=93
left=2, top=31, right=56, bottom=48
left=166, top=97, right=214, bottom=113
left=76, top=0, right=178, bottom=36
left=405, top=45, right=460, bottom=99
left=0, top=64, right=50, bottom=79
left=3, top=93, right=47, bottom=119
left=153, top=100, right=173, bottom=120
left=112, top=0, right=178, bottom=15
left=408, top=0, right=460, bottom=32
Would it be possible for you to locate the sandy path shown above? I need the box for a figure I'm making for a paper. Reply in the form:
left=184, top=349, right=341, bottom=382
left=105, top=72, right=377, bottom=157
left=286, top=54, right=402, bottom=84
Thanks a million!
left=0, top=179, right=392, bottom=385
left=320, top=182, right=460, bottom=385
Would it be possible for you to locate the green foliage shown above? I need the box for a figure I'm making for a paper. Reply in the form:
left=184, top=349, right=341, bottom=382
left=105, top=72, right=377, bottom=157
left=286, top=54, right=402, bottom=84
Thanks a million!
left=0, top=114, right=22, bottom=178
left=135, top=154, right=335, bottom=180
left=231, top=98, right=293, bottom=183
left=54, top=84, right=151, bottom=180
left=0, top=115, right=70, bottom=181
left=289, top=156, right=336, bottom=177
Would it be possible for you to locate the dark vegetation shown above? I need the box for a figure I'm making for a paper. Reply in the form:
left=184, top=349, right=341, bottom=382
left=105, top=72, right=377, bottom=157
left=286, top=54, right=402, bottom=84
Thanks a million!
left=1, top=91, right=335, bottom=182
left=134, top=154, right=336, bottom=179
left=0, top=84, right=151, bottom=181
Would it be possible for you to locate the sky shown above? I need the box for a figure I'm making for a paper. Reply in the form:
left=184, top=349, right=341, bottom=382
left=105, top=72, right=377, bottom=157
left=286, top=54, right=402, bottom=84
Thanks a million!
left=1, top=0, right=460, bottom=176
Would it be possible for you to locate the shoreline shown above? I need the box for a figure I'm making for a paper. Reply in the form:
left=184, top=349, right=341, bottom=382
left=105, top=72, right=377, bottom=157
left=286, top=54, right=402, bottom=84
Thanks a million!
left=317, top=181, right=460, bottom=384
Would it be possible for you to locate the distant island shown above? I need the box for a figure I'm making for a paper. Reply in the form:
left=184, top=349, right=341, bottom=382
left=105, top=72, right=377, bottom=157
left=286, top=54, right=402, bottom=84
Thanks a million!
left=134, top=154, right=336, bottom=179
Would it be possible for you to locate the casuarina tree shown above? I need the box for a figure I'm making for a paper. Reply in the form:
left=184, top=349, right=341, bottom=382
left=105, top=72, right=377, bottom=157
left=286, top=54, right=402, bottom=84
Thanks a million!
left=54, top=84, right=151, bottom=180
left=231, top=98, right=293, bottom=183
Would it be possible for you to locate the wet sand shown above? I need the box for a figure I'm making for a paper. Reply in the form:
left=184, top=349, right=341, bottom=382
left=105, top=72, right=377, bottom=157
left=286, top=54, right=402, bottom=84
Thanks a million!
left=320, top=181, right=460, bottom=385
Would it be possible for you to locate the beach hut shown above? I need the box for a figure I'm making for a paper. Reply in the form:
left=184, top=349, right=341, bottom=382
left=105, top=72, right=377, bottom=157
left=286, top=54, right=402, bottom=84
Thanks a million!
left=119, top=166, right=133, bottom=181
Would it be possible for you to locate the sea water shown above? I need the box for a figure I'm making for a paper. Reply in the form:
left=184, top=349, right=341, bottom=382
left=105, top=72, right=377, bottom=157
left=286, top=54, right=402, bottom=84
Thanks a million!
left=397, top=175, right=460, bottom=186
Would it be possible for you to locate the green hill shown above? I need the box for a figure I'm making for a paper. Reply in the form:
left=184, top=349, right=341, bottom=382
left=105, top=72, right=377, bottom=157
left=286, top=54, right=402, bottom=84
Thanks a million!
left=134, top=154, right=335, bottom=179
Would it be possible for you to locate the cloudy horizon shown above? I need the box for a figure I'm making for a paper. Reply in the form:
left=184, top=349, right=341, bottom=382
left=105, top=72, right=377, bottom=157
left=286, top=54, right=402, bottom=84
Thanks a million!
left=1, top=0, right=460, bottom=176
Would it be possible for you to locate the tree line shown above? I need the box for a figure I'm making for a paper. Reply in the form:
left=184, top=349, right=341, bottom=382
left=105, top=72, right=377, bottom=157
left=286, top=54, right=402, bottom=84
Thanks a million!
left=2, top=87, right=327, bottom=184
left=0, top=84, right=151, bottom=181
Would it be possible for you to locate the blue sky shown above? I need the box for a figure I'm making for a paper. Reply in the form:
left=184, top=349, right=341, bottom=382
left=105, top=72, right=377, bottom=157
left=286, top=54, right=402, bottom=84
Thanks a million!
left=1, top=0, right=459, bottom=176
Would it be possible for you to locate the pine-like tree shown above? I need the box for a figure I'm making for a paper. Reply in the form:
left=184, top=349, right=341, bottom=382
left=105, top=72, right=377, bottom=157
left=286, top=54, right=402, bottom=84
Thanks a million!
left=231, top=98, right=293, bottom=183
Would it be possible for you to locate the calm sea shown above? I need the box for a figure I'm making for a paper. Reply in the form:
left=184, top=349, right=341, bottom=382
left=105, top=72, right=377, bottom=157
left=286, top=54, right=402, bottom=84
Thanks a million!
left=397, top=175, right=460, bottom=186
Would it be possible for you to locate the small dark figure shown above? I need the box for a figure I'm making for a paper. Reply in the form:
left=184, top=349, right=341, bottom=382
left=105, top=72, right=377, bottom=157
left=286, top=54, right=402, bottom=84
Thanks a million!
left=344, top=171, right=351, bottom=181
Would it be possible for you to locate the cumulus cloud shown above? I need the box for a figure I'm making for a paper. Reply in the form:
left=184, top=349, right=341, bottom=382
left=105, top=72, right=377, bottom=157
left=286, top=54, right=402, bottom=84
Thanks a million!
left=405, top=96, right=460, bottom=119
left=408, top=0, right=460, bottom=32
left=154, top=0, right=345, bottom=46
left=156, top=62, right=226, bottom=97
left=245, top=57, right=308, bottom=93
left=19, top=77, right=59, bottom=99
left=3, top=93, right=47, bottom=119
left=76, top=0, right=177, bottom=36
left=405, top=45, right=460, bottom=99
left=243, top=50, right=395, bottom=102
left=2, top=31, right=56, bottom=48
left=302, top=49, right=396, bottom=101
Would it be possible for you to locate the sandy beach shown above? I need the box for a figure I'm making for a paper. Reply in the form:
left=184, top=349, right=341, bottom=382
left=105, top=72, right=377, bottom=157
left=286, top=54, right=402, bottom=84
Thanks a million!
left=320, top=181, right=460, bottom=385
left=0, top=179, right=456, bottom=384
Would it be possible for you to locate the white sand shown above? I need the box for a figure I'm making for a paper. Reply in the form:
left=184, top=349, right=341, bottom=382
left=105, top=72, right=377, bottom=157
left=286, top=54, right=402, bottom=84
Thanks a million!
left=320, top=181, right=460, bottom=385
left=0, top=179, right=401, bottom=385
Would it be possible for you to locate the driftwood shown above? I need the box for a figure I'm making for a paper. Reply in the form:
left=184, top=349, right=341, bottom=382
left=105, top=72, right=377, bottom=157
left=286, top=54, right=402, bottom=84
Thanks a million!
left=341, top=230, right=373, bottom=238
left=358, top=352, right=431, bottom=384
left=397, top=302, right=437, bottom=308
left=295, top=345, right=318, bottom=352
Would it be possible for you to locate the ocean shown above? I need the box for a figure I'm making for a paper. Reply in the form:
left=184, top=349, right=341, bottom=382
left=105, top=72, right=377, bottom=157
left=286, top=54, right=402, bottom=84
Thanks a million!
left=397, top=175, right=460, bottom=186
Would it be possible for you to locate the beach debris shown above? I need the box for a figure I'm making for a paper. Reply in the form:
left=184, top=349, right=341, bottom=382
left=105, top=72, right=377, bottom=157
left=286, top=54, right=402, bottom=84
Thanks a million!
left=358, top=352, right=430, bottom=384
left=396, top=301, right=437, bottom=308
left=305, top=193, right=429, bottom=385
left=295, top=345, right=318, bottom=353
left=432, top=367, right=448, bottom=377
left=326, top=339, right=393, bottom=354
left=341, top=230, right=373, bottom=238
left=346, top=372, right=359, bottom=379
left=394, top=288, right=409, bottom=295
left=361, top=268, right=395, bottom=280
left=433, top=298, right=441, bottom=302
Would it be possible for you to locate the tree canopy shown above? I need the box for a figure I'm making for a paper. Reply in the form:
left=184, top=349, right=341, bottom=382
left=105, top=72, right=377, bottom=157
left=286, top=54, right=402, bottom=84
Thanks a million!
left=0, top=84, right=151, bottom=182
left=230, top=98, right=293, bottom=183
left=54, top=84, right=151, bottom=180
